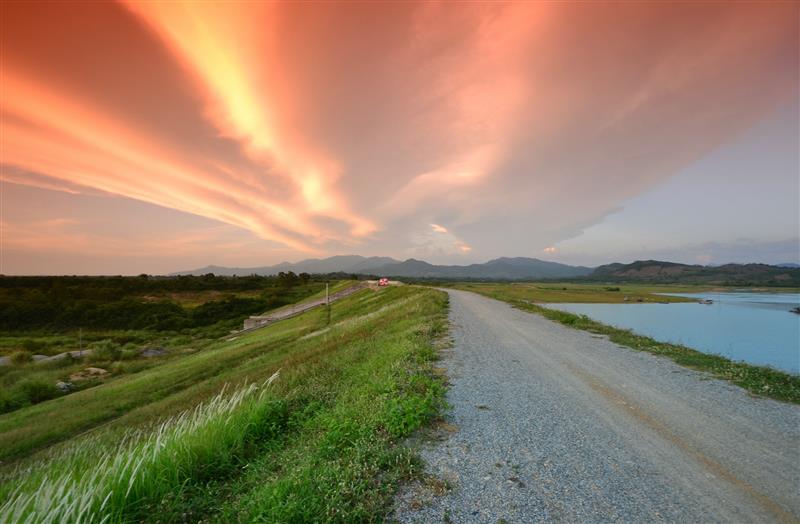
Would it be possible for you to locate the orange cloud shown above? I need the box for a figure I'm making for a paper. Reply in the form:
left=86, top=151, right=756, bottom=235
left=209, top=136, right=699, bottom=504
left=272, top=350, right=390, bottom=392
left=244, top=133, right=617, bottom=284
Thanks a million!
left=121, top=0, right=374, bottom=238
left=2, top=73, right=320, bottom=253
left=1, top=1, right=796, bottom=273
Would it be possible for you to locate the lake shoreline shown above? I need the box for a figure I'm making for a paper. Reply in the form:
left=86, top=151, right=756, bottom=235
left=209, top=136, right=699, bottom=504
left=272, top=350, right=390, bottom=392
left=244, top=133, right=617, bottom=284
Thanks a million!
left=529, top=300, right=800, bottom=403
left=458, top=287, right=800, bottom=403
left=543, top=292, right=800, bottom=374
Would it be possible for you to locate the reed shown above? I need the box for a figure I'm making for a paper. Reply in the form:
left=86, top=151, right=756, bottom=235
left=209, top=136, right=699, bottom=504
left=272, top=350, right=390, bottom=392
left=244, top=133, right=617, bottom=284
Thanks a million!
left=0, top=371, right=281, bottom=523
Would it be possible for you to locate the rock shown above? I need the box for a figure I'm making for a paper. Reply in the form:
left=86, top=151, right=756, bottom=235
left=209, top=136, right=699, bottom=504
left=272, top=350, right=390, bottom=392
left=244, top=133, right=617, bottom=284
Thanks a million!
left=140, top=347, right=168, bottom=358
left=31, top=354, right=49, bottom=361
left=41, top=350, right=91, bottom=363
left=69, top=367, right=109, bottom=382
left=56, top=381, right=75, bottom=392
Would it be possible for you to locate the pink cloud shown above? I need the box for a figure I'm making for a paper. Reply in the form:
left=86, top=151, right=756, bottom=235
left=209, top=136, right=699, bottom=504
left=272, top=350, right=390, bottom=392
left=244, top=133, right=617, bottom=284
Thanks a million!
left=1, top=1, right=796, bottom=271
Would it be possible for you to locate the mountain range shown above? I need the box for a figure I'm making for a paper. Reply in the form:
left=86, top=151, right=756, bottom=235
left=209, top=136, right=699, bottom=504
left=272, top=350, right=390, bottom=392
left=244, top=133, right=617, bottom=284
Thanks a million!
left=174, top=255, right=800, bottom=284
left=173, top=255, right=592, bottom=280
left=591, top=260, right=800, bottom=285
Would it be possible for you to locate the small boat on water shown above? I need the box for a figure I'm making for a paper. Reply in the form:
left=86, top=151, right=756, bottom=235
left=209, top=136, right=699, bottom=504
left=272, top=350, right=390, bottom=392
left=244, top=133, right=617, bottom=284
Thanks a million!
left=698, top=299, right=714, bottom=305
left=791, top=307, right=800, bottom=315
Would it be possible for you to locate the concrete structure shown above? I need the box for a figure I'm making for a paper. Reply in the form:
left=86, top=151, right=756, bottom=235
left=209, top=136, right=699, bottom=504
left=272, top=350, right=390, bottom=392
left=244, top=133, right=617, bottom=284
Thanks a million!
left=242, top=282, right=369, bottom=331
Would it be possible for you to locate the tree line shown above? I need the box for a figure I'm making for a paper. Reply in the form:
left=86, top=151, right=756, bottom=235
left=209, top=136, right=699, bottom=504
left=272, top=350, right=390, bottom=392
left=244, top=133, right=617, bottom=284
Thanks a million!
left=0, top=273, right=320, bottom=331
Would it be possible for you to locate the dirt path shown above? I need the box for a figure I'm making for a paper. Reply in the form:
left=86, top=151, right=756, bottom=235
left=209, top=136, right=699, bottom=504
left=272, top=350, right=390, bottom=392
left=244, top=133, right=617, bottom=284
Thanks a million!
left=395, top=289, right=800, bottom=523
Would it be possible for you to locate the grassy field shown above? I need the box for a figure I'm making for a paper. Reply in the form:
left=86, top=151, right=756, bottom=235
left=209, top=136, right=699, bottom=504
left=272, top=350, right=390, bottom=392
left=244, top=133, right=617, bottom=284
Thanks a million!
left=448, top=282, right=705, bottom=303
left=453, top=283, right=800, bottom=404
left=0, top=280, right=346, bottom=417
left=0, top=282, right=328, bottom=358
left=0, top=285, right=449, bottom=522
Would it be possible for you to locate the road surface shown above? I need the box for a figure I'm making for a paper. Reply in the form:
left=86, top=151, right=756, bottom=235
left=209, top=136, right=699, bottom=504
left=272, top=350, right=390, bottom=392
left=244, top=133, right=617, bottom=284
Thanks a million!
left=395, top=289, right=800, bottom=523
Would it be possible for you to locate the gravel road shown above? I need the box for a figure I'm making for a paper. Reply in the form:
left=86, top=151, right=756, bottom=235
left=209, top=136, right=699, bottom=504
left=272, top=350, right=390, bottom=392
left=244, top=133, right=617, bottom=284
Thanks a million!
left=394, top=289, right=800, bottom=523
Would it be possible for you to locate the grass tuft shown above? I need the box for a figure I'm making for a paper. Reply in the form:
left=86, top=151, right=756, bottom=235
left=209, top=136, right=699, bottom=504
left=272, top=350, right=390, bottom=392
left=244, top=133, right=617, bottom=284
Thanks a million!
left=0, top=372, right=282, bottom=523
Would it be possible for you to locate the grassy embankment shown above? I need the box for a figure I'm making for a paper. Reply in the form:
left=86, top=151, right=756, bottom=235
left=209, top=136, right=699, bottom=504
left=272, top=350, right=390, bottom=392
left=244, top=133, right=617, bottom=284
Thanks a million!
left=0, top=282, right=327, bottom=358
left=452, top=283, right=800, bottom=404
left=0, top=279, right=350, bottom=416
left=0, top=285, right=448, bottom=523
left=449, top=282, right=702, bottom=303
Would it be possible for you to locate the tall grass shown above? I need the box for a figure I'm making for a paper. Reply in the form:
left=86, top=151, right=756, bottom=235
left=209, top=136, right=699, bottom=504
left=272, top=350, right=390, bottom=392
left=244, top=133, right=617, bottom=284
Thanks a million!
left=1, top=286, right=450, bottom=522
left=0, top=371, right=282, bottom=523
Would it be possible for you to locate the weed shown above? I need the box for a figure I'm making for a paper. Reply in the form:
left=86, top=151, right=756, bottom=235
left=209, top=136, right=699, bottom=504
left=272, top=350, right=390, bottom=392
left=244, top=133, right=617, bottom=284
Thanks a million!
left=8, top=351, right=32, bottom=366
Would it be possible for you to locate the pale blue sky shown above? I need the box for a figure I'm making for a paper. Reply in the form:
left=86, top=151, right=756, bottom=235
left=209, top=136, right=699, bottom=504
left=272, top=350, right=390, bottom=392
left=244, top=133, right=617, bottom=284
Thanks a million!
left=2, top=2, right=798, bottom=274
left=554, top=103, right=799, bottom=266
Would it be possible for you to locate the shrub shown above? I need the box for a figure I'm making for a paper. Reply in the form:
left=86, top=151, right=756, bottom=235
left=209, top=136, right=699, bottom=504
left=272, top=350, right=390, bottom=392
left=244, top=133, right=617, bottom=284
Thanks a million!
left=0, top=389, right=23, bottom=414
left=109, top=360, right=150, bottom=375
left=22, top=339, right=45, bottom=352
left=120, top=349, right=138, bottom=360
left=9, top=350, right=33, bottom=365
left=17, top=379, right=60, bottom=404
left=91, top=341, right=122, bottom=361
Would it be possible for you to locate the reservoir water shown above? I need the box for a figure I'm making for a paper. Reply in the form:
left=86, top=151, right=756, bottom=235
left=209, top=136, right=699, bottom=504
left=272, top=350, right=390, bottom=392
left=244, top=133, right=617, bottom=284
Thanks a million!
left=544, top=292, right=800, bottom=374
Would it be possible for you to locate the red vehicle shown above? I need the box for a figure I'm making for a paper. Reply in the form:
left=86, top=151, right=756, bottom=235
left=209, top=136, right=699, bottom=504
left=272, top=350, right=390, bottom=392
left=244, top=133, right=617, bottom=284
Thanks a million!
left=378, top=278, right=389, bottom=287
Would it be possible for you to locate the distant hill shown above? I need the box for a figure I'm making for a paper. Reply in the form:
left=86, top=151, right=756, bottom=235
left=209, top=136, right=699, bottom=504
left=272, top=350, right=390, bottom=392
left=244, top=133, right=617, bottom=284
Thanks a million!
left=173, top=255, right=592, bottom=280
left=174, top=256, right=799, bottom=285
left=173, top=256, right=400, bottom=277
left=365, top=257, right=593, bottom=279
left=591, top=260, right=800, bottom=285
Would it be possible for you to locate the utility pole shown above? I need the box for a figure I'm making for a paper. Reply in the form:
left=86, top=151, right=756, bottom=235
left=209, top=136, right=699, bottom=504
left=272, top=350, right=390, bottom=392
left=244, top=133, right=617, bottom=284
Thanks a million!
left=326, top=282, right=331, bottom=325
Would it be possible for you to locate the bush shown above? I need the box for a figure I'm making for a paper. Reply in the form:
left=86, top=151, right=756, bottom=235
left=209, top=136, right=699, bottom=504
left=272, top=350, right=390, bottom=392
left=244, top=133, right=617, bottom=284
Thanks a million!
left=17, top=379, right=60, bottom=404
left=109, top=360, right=150, bottom=375
left=91, top=341, right=122, bottom=361
left=120, top=349, right=138, bottom=360
left=22, top=339, right=45, bottom=352
left=9, top=350, right=33, bottom=365
left=0, top=389, right=23, bottom=414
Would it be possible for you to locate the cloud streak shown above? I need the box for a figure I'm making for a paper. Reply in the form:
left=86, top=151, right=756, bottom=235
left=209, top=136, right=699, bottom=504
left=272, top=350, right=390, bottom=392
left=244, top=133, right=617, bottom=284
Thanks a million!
left=1, top=1, right=797, bottom=271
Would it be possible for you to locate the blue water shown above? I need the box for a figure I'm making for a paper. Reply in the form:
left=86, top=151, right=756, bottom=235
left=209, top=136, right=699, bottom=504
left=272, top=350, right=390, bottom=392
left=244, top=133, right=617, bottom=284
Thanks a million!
left=544, top=292, right=800, bottom=374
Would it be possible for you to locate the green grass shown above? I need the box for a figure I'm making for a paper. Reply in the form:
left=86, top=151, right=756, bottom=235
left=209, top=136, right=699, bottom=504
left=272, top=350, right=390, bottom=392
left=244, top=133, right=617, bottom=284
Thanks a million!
left=0, top=282, right=359, bottom=419
left=454, top=284, right=800, bottom=404
left=0, top=285, right=449, bottom=522
left=0, top=281, right=331, bottom=359
left=448, top=282, right=705, bottom=303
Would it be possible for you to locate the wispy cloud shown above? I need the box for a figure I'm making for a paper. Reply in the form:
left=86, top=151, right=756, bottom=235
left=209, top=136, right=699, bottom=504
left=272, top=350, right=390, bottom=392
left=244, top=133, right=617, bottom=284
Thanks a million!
left=1, top=1, right=796, bottom=272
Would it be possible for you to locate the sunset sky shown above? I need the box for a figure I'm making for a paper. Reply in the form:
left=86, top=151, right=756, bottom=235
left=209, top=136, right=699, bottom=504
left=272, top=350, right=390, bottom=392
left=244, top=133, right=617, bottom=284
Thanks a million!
left=1, top=1, right=798, bottom=275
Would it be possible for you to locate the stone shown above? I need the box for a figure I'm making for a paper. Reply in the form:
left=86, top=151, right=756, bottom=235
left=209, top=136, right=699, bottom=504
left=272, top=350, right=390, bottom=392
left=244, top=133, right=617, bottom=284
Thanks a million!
left=140, top=347, right=168, bottom=358
left=56, top=381, right=75, bottom=392
left=69, top=367, right=109, bottom=382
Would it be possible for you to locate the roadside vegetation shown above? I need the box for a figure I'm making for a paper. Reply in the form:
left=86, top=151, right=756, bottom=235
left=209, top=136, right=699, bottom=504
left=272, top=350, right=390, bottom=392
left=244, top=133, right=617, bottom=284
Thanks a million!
left=0, top=285, right=449, bottom=523
left=456, top=283, right=800, bottom=404
left=0, top=272, right=322, bottom=337
left=448, top=282, right=702, bottom=303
